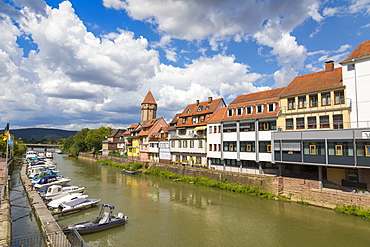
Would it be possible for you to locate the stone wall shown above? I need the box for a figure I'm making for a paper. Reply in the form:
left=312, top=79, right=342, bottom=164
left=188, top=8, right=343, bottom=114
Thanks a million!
left=78, top=153, right=370, bottom=210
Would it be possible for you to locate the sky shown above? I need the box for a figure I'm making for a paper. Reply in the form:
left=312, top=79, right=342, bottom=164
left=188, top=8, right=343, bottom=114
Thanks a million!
left=1, top=0, right=370, bottom=131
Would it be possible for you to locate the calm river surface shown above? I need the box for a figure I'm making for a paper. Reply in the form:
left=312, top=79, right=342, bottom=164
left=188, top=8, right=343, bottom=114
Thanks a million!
left=49, top=154, right=370, bottom=247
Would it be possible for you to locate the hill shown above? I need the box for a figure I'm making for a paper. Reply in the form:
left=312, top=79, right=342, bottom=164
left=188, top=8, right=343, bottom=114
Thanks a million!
left=11, top=128, right=77, bottom=141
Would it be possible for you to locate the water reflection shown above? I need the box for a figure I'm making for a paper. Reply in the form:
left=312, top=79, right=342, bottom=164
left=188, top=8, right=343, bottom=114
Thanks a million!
left=54, top=155, right=370, bottom=247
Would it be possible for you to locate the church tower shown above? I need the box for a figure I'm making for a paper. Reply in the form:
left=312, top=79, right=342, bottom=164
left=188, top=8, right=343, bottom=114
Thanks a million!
left=141, top=90, right=157, bottom=125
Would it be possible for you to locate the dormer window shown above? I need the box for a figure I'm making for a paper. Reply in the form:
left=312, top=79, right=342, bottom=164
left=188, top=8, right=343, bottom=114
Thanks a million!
left=256, top=105, right=263, bottom=113
left=246, top=106, right=252, bottom=114
left=236, top=108, right=243, bottom=116
left=206, top=106, right=210, bottom=110
left=268, top=103, right=275, bottom=112
left=228, top=109, right=233, bottom=117
left=192, top=117, right=198, bottom=124
left=198, top=106, right=203, bottom=111
left=182, top=117, right=187, bottom=124
left=187, top=109, right=191, bottom=113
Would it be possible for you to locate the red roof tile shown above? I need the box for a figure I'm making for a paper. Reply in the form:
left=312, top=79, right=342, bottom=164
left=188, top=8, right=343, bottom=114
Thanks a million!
left=142, top=91, right=157, bottom=104
left=340, top=40, right=370, bottom=64
left=230, top=87, right=285, bottom=104
left=279, top=68, right=342, bottom=97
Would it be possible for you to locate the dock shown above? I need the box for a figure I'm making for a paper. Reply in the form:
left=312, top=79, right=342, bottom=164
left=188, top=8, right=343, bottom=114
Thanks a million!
left=0, top=158, right=11, bottom=246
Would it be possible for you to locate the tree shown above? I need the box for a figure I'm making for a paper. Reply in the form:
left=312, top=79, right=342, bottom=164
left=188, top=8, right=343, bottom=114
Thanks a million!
left=85, top=127, right=111, bottom=154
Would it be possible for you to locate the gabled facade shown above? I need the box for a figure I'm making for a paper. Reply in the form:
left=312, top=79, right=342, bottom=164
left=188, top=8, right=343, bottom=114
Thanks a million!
left=123, top=123, right=142, bottom=160
left=207, top=88, right=284, bottom=174
left=169, top=97, right=226, bottom=166
left=139, top=117, right=168, bottom=161
left=102, top=129, right=124, bottom=155
left=277, top=61, right=350, bottom=131
left=340, top=40, right=370, bottom=128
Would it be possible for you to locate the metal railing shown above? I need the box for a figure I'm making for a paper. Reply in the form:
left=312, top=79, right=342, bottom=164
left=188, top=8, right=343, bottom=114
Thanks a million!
left=11, top=229, right=87, bottom=247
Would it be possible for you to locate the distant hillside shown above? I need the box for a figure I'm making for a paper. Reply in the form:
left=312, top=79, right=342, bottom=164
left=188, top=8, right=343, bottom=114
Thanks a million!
left=11, top=128, right=77, bottom=141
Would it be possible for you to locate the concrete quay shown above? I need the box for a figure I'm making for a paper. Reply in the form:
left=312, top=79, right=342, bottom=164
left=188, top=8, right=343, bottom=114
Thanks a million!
left=19, top=161, right=70, bottom=246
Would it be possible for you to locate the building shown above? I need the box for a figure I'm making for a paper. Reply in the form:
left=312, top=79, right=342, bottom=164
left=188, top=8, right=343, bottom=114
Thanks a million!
left=207, top=88, right=284, bottom=174
left=169, top=97, right=226, bottom=166
left=102, top=129, right=124, bottom=155
left=138, top=117, right=168, bottom=162
left=123, top=123, right=142, bottom=160
left=141, top=90, right=157, bottom=125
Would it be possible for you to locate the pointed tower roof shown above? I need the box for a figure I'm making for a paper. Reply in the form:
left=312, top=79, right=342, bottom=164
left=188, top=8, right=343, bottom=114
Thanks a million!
left=142, top=91, right=157, bottom=104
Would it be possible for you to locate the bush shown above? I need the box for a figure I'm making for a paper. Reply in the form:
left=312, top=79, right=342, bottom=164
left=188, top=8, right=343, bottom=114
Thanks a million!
left=334, top=205, right=370, bottom=219
left=97, top=159, right=144, bottom=171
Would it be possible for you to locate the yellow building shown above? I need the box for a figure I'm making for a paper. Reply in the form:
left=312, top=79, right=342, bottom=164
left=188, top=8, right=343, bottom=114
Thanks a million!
left=277, top=61, right=350, bottom=131
left=124, top=123, right=142, bottom=160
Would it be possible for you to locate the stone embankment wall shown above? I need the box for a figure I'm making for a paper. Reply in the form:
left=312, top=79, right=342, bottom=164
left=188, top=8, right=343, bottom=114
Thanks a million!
left=79, top=153, right=370, bottom=210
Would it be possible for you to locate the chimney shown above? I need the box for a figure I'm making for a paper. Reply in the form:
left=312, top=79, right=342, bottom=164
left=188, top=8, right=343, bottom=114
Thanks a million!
left=196, top=100, right=199, bottom=105
left=325, top=60, right=334, bottom=72
left=208, top=97, right=212, bottom=103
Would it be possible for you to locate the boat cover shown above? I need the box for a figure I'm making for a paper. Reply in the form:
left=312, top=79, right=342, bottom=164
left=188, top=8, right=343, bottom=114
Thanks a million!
left=63, top=198, right=89, bottom=207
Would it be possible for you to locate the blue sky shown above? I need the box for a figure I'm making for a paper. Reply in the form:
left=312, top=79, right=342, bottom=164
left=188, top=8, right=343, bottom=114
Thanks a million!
left=1, top=0, right=370, bottom=130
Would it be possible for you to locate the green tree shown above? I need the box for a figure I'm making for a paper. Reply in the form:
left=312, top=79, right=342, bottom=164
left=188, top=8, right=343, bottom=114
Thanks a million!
left=62, top=135, right=75, bottom=153
left=85, top=126, right=111, bottom=154
left=69, top=128, right=90, bottom=156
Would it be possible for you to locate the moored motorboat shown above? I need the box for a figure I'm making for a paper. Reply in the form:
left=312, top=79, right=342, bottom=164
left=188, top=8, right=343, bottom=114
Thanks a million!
left=121, top=169, right=141, bottom=175
left=33, top=175, right=70, bottom=189
left=66, top=204, right=128, bottom=234
left=52, top=198, right=101, bottom=216
left=47, top=193, right=88, bottom=209
left=41, top=184, right=86, bottom=200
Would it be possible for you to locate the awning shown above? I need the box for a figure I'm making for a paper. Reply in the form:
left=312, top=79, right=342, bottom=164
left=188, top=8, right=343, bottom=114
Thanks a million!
left=194, top=126, right=207, bottom=131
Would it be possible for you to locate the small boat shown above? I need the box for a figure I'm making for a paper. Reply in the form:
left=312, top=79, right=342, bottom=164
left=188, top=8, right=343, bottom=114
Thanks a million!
left=47, top=193, right=88, bottom=209
left=121, top=169, right=141, bottom=175
left=33, top=175, right=70, bottom=189
left=98, top=163, right=108, bottom=166
left=52, top=198, right=101, bottom=216
left=66, top=204, right=128, bottom=234
left=41, top=184, right=86, bottom=200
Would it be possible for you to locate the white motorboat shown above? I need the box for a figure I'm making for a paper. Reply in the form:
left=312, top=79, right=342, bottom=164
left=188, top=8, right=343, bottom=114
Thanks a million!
left=33, top=175, right=70, bottom=189
left=42, top=185, right=86, bottom=200
left=52, top=198, right=101, bottom=216
left=47, top=193, right=89, bottom=209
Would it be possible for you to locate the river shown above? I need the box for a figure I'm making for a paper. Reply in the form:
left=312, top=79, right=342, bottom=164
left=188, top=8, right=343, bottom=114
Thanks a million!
left=14, top=153, right=370, bottom=246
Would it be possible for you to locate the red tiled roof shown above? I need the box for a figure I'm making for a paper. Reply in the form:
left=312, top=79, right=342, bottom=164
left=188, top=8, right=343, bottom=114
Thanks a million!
left=279, top=68, right=342, bottom=97
left=174, top=98, right=226, bottom=128
left=142, top=91, right=157, bottom=104
left=208, top=107, right=227, bottom=124
left=123, top=123, right=141, bottom=135
left=340, top=40, right=370, bottom=64
left=230, top=87, right=285, bottom=104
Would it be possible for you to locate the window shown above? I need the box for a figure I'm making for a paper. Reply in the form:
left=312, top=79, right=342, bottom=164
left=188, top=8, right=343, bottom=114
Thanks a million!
left=288, top=98, right=295, bottom=110
left=307, top=116, right=317, bottom=129
left=223, top=141, right=236, bottom=152
left=259, top=141, right=271, bottom=153
left=267, top=145, right=272, bottom=153
left=309, top=145, right=316, bottom=155
left=192, top=117, right=198, bottom=124
left=257, top=105, right=263, bottom=113
left=246, top=106, right=252, bottom=114
left=259, top=121, right=276, bottom=131
left=178, top=140, right=182, bottom=148
left=240, top=142, right=255, bottom=152
left=333, top=114, right=343, bottom=129
left=334, top=90, right=345, bottom=104
left=178, top=129, right=186, bottom=135
left=268, top=103, right=274, bottom=112
left=182, top=117, right=187, bottom=124
left=228, top=109, right=233, bottom=117
left=309, top=94, right=318, bottom=107
left=187, top=109, right=191, bottom=113
left=183, top=140, right=187, bottom=148
left=365, top=145, right=370, bottom=157
left=348, top=63, right=355, bottom=71
left=298, top=96, right=306, bottom=109
left=199, top=140, right=203, bottom=148
left=209, top=144, right=212, bottom=151
left=335, top=145, right=343, bottom=156
left=171, top=141, right=175, bottom=148
left=205, top=106, right=210, bottom=110
left=296, top=118, right=305, bottom=129
left=218, top=126, right=221, bottom=133
left=286, top=118, right=294, bottom=130
left=320, top=116, right=330, bottom=128
left=190, top=140, right=194, bottom=148
left=237, top=108, right=243, bottom=116
left=223, top=123, right=237, bottom=132
left=200, top=115, right=205, bottom=122
left=197, top=106, right=203, bottom=111
left=209, top=127, right=212, bottom=134
left=240, top=122, right=255, bottom=131
left=321, top=92, right=331, bottom=106
left=213, top=144, right=217, bottom=151
left=218, top=144, right=221, bottom=151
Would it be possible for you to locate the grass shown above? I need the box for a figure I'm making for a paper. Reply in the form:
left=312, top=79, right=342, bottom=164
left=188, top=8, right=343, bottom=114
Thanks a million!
left=97, top=159, right=146, bottom=171
left=334, top=205, right=370, bottom=219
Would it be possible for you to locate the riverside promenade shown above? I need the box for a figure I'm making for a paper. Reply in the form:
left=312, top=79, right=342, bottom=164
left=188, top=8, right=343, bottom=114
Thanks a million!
left=0, top=158, right=11, bottom=247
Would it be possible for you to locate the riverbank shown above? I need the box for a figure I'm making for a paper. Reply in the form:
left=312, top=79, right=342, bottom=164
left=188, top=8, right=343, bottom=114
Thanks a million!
left=0, top=158, right=11, bottom=247
left=79, top=153, right=370, bottom=212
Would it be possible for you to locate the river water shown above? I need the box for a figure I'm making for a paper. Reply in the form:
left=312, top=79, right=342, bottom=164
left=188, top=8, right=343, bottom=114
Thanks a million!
left=14, top=153, right=370, bottom=246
